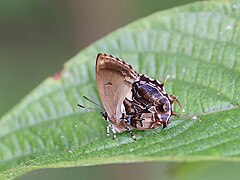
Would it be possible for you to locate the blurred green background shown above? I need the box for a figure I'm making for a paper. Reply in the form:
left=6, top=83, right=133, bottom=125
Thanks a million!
left=1, top=0, right=239, bottom=179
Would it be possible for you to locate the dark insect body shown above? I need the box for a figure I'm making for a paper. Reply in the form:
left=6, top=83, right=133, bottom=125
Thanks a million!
left=81, top=53, right=185, bottom=140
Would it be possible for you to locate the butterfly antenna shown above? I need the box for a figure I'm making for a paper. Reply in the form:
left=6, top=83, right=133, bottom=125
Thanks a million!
left=77, top=104, right=103, bottom=111
left=82, top=96, right=104, bottom=110
left=77, top=104, right=85, bottom=108
left=172, top=112, right=198, bottom=120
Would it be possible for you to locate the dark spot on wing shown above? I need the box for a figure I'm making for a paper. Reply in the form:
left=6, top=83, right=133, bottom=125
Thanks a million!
left=105, top=82, right=113, bottom=86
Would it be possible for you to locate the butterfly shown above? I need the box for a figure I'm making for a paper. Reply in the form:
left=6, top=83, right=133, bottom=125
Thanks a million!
left=78, top=53, right=185, bottom=140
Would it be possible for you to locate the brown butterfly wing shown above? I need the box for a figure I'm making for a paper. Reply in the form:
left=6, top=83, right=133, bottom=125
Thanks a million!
left=96, top=53, right=138, bottom=123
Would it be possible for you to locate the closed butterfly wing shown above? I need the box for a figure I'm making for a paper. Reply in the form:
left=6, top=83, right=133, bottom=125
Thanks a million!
left=96, top=53, right=138, bottom=126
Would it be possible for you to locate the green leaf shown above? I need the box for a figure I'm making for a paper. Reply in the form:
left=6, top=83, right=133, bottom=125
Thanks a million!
left=1, top=1, right=240, bottom=179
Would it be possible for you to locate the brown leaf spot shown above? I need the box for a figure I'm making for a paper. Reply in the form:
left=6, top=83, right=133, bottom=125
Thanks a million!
left=52, top=70, right=62, bottom=81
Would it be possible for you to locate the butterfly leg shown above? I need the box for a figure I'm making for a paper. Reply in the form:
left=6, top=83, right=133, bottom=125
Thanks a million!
left=111, top=126, right=117, bottom=140
left=106, top=123, right=117, bottom=139
left=129, top=130, right=136, bottom=140
left=169, top=94, right=185, bottom=112
left=123, top=124, right=136, bottom=140
left=106, top=124, right=110, bottom=137
left=120, top=115, right=137, bottom=140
